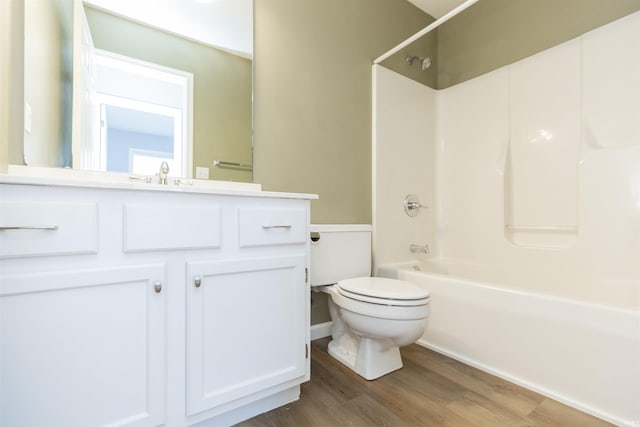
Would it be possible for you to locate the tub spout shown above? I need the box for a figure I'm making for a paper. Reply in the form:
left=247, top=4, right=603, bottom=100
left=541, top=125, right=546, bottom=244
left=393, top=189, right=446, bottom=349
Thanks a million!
left=410, top=243, right=430, bottom=254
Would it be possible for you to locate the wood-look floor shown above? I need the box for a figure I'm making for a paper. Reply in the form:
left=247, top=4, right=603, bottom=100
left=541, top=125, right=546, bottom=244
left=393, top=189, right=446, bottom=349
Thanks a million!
left=237, top=337, right=612, bottom=427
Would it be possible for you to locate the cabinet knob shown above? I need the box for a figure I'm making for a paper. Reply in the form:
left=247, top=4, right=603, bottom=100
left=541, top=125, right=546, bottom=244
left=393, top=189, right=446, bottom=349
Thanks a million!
left=194, top=276, right=202, bottom=288
left=153, top=281, right=162, bottom=293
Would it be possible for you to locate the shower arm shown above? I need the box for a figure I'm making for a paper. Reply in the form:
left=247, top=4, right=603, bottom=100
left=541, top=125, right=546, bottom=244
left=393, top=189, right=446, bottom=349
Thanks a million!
left=373, top=0, right=479, bottom=64
left=406, top=56, right=432, bottom=70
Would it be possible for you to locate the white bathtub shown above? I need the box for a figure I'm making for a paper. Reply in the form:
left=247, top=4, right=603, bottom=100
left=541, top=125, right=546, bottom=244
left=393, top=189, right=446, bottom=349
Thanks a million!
left=378, top=260, right=640, bottom=426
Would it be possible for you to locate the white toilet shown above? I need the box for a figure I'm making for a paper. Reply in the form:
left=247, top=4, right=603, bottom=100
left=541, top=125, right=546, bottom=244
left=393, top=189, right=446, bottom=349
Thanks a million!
left=310, top=224, right=430, bottom=380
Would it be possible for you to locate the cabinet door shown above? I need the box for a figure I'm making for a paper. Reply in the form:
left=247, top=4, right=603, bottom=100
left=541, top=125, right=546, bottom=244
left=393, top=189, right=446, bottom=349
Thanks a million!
left=186, top=255, right=306, bottom=415
left=0, top=264, right=166, bottom=427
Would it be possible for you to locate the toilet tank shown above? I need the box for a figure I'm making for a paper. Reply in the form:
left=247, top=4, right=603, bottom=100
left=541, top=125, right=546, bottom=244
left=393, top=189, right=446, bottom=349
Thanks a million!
left=310, top=224, right=372, bottom=286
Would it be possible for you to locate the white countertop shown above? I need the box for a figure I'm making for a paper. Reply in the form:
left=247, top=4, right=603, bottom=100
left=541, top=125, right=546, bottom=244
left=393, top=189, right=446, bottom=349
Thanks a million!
left=1, top=166, right=318, bottom=200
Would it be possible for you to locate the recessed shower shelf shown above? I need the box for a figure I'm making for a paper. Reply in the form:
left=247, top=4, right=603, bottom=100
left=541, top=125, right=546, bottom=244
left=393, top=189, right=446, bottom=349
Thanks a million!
left=505, top=224, right=578, bottom=249
left=505, top=224, right=578, bottom=233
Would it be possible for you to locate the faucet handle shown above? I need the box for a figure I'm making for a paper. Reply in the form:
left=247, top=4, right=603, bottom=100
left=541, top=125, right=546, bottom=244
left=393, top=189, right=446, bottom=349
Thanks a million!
left=129, top=175, right=152, bottom=184
left=404, top=194, right=426, bottom=217
left=158, top=161, right=170, bottom=184
left=173, top=178, right=193, bottom=186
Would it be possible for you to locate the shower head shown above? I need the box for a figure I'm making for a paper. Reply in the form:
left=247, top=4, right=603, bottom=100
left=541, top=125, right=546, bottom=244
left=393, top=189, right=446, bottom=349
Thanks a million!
left=406, top=55, right=432, bottom=71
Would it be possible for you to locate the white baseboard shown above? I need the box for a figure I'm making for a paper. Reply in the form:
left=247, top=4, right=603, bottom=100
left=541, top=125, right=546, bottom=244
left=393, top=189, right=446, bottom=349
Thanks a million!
left=310, top=321, right=332, bottom=341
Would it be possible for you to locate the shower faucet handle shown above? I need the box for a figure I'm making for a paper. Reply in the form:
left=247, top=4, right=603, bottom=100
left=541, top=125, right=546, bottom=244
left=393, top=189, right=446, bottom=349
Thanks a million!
left=404, top=194, right=426, bottom=217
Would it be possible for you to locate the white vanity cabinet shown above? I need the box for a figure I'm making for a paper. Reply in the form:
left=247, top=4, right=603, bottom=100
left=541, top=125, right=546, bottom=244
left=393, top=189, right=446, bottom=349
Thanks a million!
left=0, top=264, right=167, bottom=427
left=185, top=204, right=309, bottom=417
left=186, top=255, right=307, bottom=416
left=0, top=181, right=314, bottom=427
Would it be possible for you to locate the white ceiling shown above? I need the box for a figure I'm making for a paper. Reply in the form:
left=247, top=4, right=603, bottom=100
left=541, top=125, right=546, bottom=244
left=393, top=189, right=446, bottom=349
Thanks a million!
left=407, top=0, right=468, bottom=19
left=83, top=0, right=253, bottom=58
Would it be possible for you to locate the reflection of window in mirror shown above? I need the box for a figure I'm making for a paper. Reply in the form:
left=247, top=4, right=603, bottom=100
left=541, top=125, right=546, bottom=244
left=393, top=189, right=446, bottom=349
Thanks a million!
left=130, top=149, right=173, bottom=176
left=92, top=50, right=193, bottom=177
left=99, top=102, right=179, bottom=175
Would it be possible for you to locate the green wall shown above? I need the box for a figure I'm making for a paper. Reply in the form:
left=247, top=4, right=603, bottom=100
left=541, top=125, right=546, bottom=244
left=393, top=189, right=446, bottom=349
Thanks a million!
left=253, top=0, right=432, bottom=325
left=85, top=6, right=253, bottom=182
left=437, top=0, right=640, bottom=89
left=253, top=0, right=432, bottom=224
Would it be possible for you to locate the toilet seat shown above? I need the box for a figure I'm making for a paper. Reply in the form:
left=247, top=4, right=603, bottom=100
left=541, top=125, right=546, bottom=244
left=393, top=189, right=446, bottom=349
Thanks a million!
left=337, top=277, right=430, bottom=307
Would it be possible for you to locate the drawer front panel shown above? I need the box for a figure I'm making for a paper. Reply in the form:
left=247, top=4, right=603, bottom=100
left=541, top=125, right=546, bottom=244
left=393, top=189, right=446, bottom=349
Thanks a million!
left=0, top=202, right=98, bottom=258
left=124, top=204, right=221, bottom=252
left=238, top=208, right=307, bottom=247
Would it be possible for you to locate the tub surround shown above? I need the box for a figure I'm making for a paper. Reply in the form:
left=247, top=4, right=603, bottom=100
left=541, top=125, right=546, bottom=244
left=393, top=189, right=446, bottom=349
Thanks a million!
left=434, top=10, right=640, bottom=306
left=373, top=10, right=640, bottom=426
left=0, top=177, right=316, bottom=426
left=374, top=10, right=640, bottom=308
left=372, top=64, right=436, bottom=273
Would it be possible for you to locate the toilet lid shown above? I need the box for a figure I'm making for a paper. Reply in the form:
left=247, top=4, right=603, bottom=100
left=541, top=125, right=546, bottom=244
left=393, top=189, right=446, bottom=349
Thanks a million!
left=337, top=277, right=429, bottom=305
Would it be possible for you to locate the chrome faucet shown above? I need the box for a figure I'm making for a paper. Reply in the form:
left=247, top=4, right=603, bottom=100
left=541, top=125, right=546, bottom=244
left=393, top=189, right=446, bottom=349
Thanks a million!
left=410, top=243, right=430, bottom=254
left=158, top=161, right=170, bottom=185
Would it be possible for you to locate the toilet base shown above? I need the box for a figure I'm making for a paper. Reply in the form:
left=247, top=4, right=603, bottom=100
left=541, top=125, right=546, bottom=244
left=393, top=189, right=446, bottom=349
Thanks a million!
left=328, top=333, right=403, bottom=380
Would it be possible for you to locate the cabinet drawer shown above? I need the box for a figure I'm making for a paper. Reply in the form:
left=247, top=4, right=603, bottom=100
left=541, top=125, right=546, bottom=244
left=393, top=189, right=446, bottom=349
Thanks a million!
left=238, top=208, right=307, bottom=247
left=123, top=204, right=221, bottom=252
left=0, top=202, right=98, bottom=258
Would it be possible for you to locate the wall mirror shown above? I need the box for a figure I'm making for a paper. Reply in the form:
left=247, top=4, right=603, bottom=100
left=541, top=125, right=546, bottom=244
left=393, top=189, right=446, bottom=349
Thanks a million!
left=22, top=0, right=253, bottom=182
